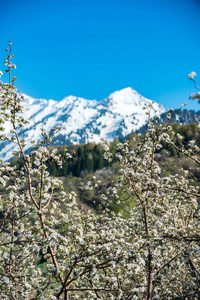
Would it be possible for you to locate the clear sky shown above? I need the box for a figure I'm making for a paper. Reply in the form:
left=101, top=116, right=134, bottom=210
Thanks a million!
left=0, top=0, right=200, bottom=110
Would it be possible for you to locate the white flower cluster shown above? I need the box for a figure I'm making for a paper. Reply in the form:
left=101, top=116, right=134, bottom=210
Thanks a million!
left=188, top=71, right=196, bottom=79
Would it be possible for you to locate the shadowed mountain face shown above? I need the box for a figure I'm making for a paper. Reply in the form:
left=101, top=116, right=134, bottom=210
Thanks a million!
left=136, top=109, right=200, bottom=136
left=0, top=87, right=166, bottom=161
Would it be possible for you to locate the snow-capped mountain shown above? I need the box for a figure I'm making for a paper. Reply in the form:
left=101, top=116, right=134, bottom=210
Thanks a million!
left=0, top=87, right=166, bottom=161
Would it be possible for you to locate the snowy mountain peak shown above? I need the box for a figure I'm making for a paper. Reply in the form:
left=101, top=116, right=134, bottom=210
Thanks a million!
left=0, top=88, right=166, bottom=161
left=105, top=87, right=164, bottom=116
left=108, top=87, right=138, bottom=103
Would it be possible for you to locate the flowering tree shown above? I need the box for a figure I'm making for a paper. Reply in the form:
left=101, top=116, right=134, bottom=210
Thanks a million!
left=188, top=71, right=200, bottom=102
left=101, top=108, right=200, bottom=298
left=0, top=43, right=200, bottom=300
left=0, top=43, right=132, bottom=300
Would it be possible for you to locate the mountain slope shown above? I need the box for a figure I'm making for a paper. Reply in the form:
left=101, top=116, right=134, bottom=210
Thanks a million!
left=0, top=87, right=165, bottom=161
left=136, top=109, right=200, bottom=135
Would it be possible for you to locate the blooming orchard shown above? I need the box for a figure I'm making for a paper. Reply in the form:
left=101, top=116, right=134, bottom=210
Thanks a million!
left=0, top=43, right=199, bottom=299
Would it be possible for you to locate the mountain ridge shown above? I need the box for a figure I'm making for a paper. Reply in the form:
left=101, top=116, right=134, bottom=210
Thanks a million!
left=1, top=87, right=166, bottom=160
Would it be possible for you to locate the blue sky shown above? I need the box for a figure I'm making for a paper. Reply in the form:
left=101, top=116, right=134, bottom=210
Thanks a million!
left=0, top=0, right=200, bottom=110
